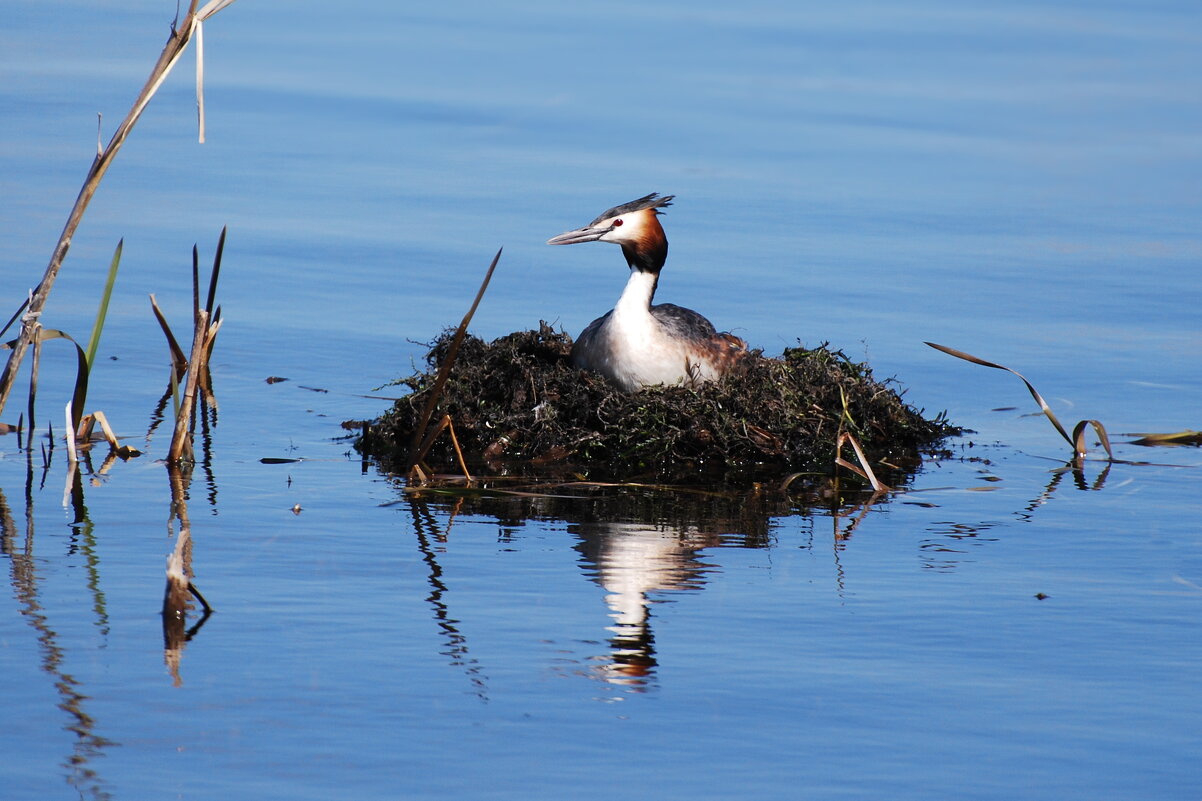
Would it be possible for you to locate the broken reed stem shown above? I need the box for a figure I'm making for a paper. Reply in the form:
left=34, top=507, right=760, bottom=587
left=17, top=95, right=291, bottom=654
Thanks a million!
left=0, top=0, right=237, bottom=418
left=86, top=410, right=141, bottom=457
left=445, top=416, right=473, bottom=482
left=835, top=431, right=890, bottom=493
left=412, top=414, right=474, bottom=482
left=168, top=310, right=209, bottom=463
left=64, top=401, right=79, bottom=465
left=405, top=248, right=502, bottom=474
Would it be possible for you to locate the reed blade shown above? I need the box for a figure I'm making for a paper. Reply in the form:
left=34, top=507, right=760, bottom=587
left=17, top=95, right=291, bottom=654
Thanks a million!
left=1071, top=419, right=1113, bottom=461
left=206, top=226, right=226, bottom=317
left=150, top=294, right=190, bottom=375
left=85, top=238, right=123, bottom=369
left=926, top=341, right=1073, bottom=447
left=4, top=328, right=91, bottom=438
left=0, top=297, right=29, bottom=341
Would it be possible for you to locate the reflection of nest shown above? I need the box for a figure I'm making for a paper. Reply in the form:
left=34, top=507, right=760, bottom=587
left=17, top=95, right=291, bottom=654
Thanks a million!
left=357, top=325, right=957, bottom=483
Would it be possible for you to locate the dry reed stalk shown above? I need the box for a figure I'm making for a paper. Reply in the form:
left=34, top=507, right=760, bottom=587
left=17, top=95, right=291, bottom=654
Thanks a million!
left=27, top=327, right=43, bottom=444
left=0, top=0, right=238, bottom=418
left=411, top=414, right=474, bottom=481
left=168, top=310, right=216, bottom=463
left=64, top=401, right=79, bottom=465
left=405, top=249, right=502, bottom=476
left=154, top=227, right=225, bottom=446
left=61, top=402, right=81, bottom=509
left=835, top=431, right=890, bottom=493
left=77, top=410, right=141, bottom=457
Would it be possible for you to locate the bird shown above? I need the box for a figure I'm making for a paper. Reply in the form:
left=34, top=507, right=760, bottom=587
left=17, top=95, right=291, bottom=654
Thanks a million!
left=546, top=193, right=747, bottom=392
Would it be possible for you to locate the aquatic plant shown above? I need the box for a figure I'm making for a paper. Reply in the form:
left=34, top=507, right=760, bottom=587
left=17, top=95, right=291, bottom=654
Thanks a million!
left=2, top=240, right=141, bottom=460
left=85, top=239, right=123, bottom=369
left=0, top=0, right=238, bottom=420
left=150, top=229, right=227, bottom=464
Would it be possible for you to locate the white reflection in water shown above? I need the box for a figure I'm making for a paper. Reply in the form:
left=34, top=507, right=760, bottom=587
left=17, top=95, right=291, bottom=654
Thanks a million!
left=573, top=521, right=719, bottom=690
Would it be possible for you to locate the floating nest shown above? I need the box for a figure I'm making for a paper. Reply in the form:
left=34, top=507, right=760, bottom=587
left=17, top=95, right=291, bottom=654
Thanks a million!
left=353, top=324, right=957, bottom=485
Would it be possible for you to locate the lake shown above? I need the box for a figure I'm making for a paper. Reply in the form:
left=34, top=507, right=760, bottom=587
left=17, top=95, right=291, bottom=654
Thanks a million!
left=2, top=1, right=1200, bottom=799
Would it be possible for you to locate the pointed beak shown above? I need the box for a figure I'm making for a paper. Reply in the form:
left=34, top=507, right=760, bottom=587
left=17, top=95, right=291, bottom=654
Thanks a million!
left=546, top=224, right=611, bottom=246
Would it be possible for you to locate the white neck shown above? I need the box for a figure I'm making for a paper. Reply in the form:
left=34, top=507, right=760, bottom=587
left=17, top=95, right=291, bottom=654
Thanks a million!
left=614, top=269, right=658, bottom=318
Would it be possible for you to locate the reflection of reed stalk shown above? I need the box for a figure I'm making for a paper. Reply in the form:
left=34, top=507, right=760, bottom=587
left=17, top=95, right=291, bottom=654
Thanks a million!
left=0, top=0, right=237, bottom=418
left=406, top=497, right=489, bottom=700
left=0, top=485, right=114, bottom=796
left=163, top=462, right=212, bottom=686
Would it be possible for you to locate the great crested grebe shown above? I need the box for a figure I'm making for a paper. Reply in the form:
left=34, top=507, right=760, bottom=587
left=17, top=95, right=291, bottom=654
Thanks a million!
left=547, top=193, right=747, bottom=392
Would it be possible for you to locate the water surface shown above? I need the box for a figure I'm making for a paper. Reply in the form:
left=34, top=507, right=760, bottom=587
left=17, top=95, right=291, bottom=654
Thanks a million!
left=1, top=2, right=1200, bottom=799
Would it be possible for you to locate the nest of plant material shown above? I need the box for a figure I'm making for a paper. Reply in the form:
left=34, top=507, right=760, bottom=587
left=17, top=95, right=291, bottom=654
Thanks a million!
left=354, top=325, right=957, bottom=484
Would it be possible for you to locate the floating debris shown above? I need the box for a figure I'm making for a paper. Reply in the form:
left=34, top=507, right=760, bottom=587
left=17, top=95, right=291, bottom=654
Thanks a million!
left=1127, top=430, right=1202, bottom=448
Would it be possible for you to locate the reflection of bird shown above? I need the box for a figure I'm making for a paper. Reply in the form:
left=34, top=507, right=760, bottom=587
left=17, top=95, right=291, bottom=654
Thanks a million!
left=573, top=521, right=717, bottom=690
left=547, top=193, right=747, bottom=391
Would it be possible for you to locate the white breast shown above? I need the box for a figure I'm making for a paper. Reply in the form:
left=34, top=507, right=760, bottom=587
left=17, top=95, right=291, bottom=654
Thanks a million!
left=573, top=271, right=701, bottom=392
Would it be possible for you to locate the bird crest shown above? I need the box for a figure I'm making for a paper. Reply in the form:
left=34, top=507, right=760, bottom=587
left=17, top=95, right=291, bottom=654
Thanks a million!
left=590, top=193, right=674, bottom=226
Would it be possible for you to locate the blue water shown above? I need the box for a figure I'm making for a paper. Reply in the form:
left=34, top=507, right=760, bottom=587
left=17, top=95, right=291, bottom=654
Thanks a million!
left=2, top=1, right=1200, bottom=799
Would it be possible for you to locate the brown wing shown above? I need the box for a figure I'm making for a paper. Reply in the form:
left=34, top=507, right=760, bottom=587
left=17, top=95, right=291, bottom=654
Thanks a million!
left=653, top=304, right=747, bottom=380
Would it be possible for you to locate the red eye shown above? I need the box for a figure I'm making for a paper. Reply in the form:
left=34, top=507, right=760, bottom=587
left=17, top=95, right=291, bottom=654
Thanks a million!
left=613, top=219, right=624, bottom=227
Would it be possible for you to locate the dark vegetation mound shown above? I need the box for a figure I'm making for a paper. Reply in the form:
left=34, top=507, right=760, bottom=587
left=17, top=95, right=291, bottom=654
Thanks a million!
left=355, top=325, right=956, bottom=484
